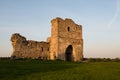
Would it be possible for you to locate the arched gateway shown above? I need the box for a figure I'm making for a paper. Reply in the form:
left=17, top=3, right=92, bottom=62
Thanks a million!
left=65, top=45, right=73, bottom=61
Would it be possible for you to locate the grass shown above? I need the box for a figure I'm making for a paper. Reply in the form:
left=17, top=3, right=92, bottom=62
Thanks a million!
left=0, top=59, right=120, bottom=80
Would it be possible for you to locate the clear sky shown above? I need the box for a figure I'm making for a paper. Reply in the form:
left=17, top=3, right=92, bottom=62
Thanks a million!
left=0, top=0, right=120, bottom=58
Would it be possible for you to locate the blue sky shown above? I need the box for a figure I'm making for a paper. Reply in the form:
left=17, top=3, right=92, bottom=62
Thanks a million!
left=0, top=0, right=120, bottom=58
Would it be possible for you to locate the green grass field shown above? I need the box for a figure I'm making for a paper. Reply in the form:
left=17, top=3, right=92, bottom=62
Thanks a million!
left=0, top=59, right=120, bottom=80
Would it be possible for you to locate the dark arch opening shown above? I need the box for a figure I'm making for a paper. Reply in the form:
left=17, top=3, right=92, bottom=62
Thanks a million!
left=65, top=45, right=73, bottom=61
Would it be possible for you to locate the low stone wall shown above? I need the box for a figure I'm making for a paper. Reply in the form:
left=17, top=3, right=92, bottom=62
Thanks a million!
left=11, top=33, right=50, bottom=59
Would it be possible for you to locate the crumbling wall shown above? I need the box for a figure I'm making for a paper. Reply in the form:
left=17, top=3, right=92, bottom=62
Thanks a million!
left=11, top=33, right=50, bottom=59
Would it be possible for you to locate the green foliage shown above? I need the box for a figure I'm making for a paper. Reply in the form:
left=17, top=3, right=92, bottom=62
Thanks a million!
left=0, top=60, right=120, bottom=80
left=84, top=58, right=120, bottom=62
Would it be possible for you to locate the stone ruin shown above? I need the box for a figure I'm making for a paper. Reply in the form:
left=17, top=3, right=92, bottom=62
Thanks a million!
left=11, top=17, right=83, bottom=61
left=11, top=33, right=49, bottom=59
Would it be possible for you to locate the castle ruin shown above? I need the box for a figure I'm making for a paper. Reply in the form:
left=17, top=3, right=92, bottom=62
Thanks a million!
left=11, top=17, right=83, bottom=61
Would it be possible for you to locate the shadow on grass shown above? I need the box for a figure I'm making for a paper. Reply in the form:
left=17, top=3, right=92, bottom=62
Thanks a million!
left=0, top=59, right=78, bottom=79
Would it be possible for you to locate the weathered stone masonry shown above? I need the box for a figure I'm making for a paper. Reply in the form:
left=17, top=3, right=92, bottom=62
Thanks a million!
left=11, top=33, right=50, bottom=59
left=11, top=17, right=83, bottom=61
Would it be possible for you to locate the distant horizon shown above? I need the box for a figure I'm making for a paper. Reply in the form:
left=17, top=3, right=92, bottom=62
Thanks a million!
left=0, top=56, right=120, bottom=59
left=0, top=0, right=120, bottom=58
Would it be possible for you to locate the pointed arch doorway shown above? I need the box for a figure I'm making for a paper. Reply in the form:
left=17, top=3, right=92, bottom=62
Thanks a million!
left=65, top=45, right=73, bottom=61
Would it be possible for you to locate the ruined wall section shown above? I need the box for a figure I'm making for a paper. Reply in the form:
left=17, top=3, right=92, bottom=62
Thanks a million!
left=11, top=33, right=50, bottom=59
left=58, top=18, right=82, bottom=39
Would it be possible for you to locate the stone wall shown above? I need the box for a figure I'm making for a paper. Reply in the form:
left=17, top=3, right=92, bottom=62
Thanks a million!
left=11, top=33, right=50, bottom=59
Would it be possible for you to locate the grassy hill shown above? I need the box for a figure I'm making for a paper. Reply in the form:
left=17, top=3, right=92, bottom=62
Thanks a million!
left=0, top=59, right=120, bottom=80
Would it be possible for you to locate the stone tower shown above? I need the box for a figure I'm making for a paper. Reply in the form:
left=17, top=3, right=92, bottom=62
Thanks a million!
left=49, top=17, right=83, bottom=61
